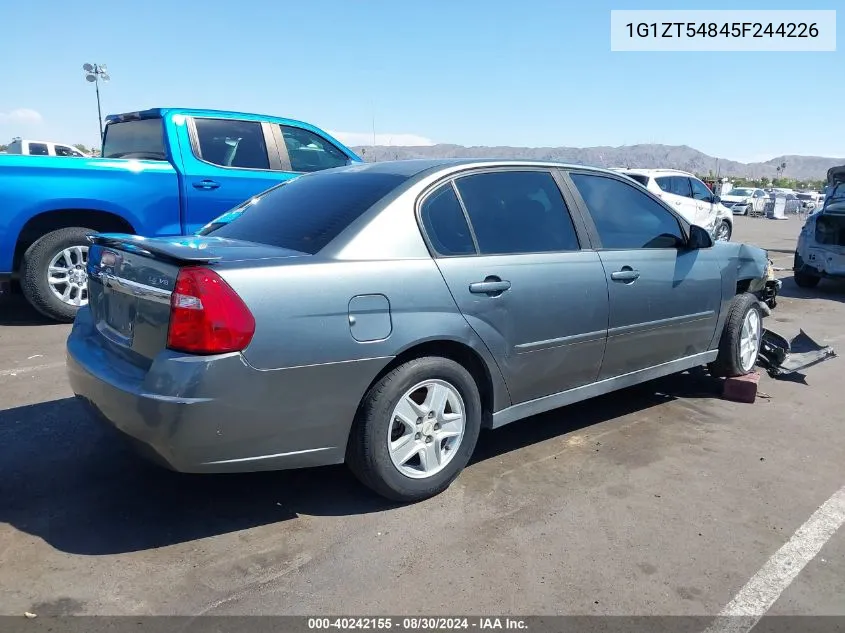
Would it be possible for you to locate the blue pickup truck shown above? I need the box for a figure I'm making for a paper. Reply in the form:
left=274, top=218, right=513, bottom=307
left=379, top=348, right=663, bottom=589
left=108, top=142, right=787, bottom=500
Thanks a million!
left=0, top=108, right=362, bottom=321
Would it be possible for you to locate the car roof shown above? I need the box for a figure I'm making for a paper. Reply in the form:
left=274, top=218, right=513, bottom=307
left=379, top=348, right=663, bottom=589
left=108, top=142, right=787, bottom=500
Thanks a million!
left=617, top=168, right=693, bottom=177
left=324, top=158, right=626, bottom=180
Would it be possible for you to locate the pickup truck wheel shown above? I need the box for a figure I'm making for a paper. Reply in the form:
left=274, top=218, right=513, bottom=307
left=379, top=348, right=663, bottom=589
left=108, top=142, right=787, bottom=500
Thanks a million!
left=21, top=227, right=94, bottom=322
left=709, top=293, right=763, bottom=378
left=346, top=357, right=482, bottom=503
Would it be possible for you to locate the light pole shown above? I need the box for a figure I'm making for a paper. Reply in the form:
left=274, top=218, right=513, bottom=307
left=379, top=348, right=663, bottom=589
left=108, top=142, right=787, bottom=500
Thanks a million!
left=83, top=63, right=110, bottom=141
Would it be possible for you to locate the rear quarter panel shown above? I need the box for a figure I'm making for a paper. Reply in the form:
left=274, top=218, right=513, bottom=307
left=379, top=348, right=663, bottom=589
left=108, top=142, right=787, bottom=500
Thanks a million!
left=0, top=154, right=180, bottom=273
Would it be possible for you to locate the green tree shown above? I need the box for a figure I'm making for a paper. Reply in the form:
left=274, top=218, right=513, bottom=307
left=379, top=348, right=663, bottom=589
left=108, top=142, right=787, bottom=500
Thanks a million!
left=73, top=143, right=89, bottom=153
left=0, top=144, right=7, bottom=152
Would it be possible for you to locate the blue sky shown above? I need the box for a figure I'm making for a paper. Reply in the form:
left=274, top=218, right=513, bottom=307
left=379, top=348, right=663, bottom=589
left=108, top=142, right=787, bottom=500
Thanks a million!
left=1, top=0, right=841, bottom=162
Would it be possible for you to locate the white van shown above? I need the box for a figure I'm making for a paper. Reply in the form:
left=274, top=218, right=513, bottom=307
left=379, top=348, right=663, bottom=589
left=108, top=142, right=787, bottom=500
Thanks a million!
left=5, top=139, right=90, bottom=157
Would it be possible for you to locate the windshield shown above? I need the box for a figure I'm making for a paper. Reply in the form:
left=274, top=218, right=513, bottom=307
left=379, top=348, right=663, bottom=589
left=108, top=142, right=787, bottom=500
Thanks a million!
left=201, top=170, right=410, bottom=254
left=729, top=188, right=754, bottom=197
left=102, top=118, right=167, bottom=160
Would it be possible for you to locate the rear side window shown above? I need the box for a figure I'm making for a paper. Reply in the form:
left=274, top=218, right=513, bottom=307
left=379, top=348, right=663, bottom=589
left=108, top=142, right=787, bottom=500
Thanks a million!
left=54, top=145, right=75, bottom=157
left=655, top=175, right=692, bottom=197
left=28, top=143, right=49, bottom=156
left=420, top=184, right=476, bottom=256
left=194, top=118, right=269, bottom=170
left=454, top=171, right=580, bottom=255
left=205, top=171, right=408, bottom=254
left=102, top=118, right=166, bottom=160
left=624, top=173, right=649, bottom=187
left=570, top=173, right=684, bottom=250
left=280, top=125, right=349, bottom=173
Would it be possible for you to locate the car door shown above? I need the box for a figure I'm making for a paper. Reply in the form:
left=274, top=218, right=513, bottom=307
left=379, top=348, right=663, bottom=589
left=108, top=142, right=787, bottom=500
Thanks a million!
left=566, top=171, right=722, bottom=380
left=421, top=169, right=609, bottom=405
left=179, top=117, right=294, bottom=234
left=689, top=176, right=719, bottom=231
left=272, top=124, right=352, bottom=174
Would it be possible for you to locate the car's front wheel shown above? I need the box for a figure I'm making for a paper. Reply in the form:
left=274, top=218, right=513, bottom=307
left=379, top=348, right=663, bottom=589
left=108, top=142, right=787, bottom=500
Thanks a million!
left=709, top=293, right=764, bottom=378
left=714, top=220, right=732, bottom=241
left=347, top=356, right=482, bottom=502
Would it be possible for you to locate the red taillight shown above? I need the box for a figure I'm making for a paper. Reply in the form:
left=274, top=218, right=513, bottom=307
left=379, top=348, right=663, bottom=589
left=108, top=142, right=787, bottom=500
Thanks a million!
left=166, top=267, right=255, bottom=355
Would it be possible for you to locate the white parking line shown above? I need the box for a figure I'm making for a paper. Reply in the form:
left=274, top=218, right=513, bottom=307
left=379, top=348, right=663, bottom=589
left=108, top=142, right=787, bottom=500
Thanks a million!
left=705, top=484, right=845, bottom=633
left=0, top=361, right=65, bottom=377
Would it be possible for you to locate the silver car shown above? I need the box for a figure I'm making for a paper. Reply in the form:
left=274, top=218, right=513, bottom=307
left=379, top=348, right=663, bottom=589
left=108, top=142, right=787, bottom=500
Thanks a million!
left=67, top=160, right=775, bottom=502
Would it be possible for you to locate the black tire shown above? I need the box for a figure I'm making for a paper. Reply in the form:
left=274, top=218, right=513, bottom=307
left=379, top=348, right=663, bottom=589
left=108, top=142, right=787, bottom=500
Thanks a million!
left=20, top=227, right=95, bottom=323
left=716, top=220, right=732, bottom=241
left=709, top=293, right=763, bottom=378
left=346, top=356, right=482, bottom=503
left=793, top=252, right=821, bottom=289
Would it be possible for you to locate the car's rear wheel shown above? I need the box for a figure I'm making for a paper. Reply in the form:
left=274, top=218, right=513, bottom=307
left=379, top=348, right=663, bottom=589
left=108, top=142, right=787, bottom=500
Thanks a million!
left=709, top=293, right=763, bottom=378
left=20, top=227, right=94, bottom=322
left=347, top=357, right=482, bottom=502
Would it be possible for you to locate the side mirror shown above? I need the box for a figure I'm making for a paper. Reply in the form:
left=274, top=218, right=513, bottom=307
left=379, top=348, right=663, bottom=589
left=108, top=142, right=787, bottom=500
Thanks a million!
left=687, top=224, right=714, bottom=250
left=712, top=195, right=721, bottom=204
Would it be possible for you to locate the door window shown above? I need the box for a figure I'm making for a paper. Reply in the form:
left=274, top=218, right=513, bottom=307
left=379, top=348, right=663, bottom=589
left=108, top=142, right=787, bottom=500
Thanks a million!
left=420, top=184, right=476, bottom=256
left=28, top=143, right=49, bottom=156
left=280, top=125, right=349, bottom=173
left=54, top=145, right=80, bottom=157
left=655, top=176, right=692, bottom=198
left=690, top=178, right=713, bottom=201
left=570, top=173, right=685, bottom=250
left=193, top=118, right=270, bottom=169
left=453, top=170, right=580, bottom=255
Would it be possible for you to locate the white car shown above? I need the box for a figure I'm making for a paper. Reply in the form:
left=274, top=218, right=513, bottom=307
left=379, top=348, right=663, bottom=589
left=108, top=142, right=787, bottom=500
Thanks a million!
left=720, top=187, right=768, bottom=216
left=616, top=168, right=733, bottom=241
left=5, top=139, right=90, bottom=158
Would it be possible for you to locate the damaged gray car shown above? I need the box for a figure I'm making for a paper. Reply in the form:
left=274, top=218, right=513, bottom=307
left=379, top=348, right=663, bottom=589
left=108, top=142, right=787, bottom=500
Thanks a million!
left=68, top=160, right=781, bottom=502
left=794, top=165, right=845, bottom=287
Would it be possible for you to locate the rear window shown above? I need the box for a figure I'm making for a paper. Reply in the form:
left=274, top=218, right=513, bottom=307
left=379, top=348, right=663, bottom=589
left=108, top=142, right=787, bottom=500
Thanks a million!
left=203, top=170, right=409, bottom=254
left=624, top=173, right=649, bottom=187
left=102, top=118, right=166, bottom=160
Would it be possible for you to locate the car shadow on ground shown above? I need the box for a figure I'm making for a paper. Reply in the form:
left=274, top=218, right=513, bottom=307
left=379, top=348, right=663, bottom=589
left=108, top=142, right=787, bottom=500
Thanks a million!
left=0, top=294, right=54, bottom=326
left=0, top=371, right=722, bottom=556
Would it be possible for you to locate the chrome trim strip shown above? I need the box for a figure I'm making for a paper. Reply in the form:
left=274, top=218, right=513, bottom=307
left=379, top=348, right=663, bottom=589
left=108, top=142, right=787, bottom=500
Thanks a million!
left=515, top=329, right=607, bottom=353
left=91, top=270, right=172, bottom=305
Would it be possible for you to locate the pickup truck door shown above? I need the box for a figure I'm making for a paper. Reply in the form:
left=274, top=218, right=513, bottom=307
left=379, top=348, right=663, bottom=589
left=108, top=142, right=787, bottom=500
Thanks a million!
left=178, top=117, right=296, bottom=234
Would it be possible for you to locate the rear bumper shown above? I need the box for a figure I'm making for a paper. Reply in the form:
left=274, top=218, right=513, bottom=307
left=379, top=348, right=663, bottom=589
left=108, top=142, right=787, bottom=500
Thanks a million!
left=795, top=250, right=845, bottom=279
left=66, top=308, right=391, bottom=473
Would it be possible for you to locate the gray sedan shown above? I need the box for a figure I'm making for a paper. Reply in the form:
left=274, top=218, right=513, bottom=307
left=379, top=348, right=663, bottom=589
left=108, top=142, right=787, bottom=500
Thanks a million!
left=67, top=160, right=774, bottom=502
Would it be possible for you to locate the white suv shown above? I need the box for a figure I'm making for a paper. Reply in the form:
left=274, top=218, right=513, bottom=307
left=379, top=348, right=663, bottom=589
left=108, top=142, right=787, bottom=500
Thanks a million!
left=614, top=168, right=733, bottom=241
left=5, top=139, right=90, bottom=157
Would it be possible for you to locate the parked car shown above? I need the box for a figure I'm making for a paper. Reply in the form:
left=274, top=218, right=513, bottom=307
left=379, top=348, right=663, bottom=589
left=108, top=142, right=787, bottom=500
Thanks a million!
left=5, top=138, right=90, bottom=158
left=67, top=160, right=777, bottom=503
left=615, top=168, right=733, bottom=241
left=0, top=108, right=362, bottom=320
left=720, top=187, right=768, bottom=215
left=794, top=165, right=845, bottom=287
left=767, top=191, right=803, bottom=215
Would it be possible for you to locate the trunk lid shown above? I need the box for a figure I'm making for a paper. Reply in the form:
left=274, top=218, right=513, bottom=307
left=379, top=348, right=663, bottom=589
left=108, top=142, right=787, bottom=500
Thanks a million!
left=85, top=233, right=307, bottom=367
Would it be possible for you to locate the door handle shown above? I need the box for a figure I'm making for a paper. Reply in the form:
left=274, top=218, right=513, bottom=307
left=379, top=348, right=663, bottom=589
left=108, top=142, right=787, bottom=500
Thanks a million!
left=193, top=179, right=220, bottom=190
left=469, top=277, right=511, bottom=295
left=674, top=201, right=682, bottom=205
left=610, top=268, right=640, bottom=282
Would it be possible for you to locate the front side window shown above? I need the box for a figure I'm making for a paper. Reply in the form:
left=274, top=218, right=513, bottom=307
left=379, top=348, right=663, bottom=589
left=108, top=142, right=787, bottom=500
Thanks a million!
left=420, top=184, right=476, bottom=256
left=194, top=118, right=269, bottom=170
left=280, top=125, right=349, bottom=173
left=28, top=143, right=49, bottom=156
left=454, top=170, right=580, bottom=255
left=690, top=178, right=713, bottom=201
left=570, top=173, right=685, bottom=250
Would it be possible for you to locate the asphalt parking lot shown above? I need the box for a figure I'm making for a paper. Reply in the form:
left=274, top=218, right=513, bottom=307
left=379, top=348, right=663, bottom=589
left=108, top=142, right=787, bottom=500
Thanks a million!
left=1, top=215, right=843, bottom=618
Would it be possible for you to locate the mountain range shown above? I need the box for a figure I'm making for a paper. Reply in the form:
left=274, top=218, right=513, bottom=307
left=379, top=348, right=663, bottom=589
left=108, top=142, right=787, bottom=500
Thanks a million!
left=350, top=143, right=843, bottom=181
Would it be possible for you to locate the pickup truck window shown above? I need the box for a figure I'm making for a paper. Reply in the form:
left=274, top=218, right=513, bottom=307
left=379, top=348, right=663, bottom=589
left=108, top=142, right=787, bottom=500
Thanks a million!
left=102, top=118, right=166, bottom=160
left=280, top=125, right=349, bottom=173
left=29, top=143, right=49, bottom=156
left=194, top=118, right=270, bottom=170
